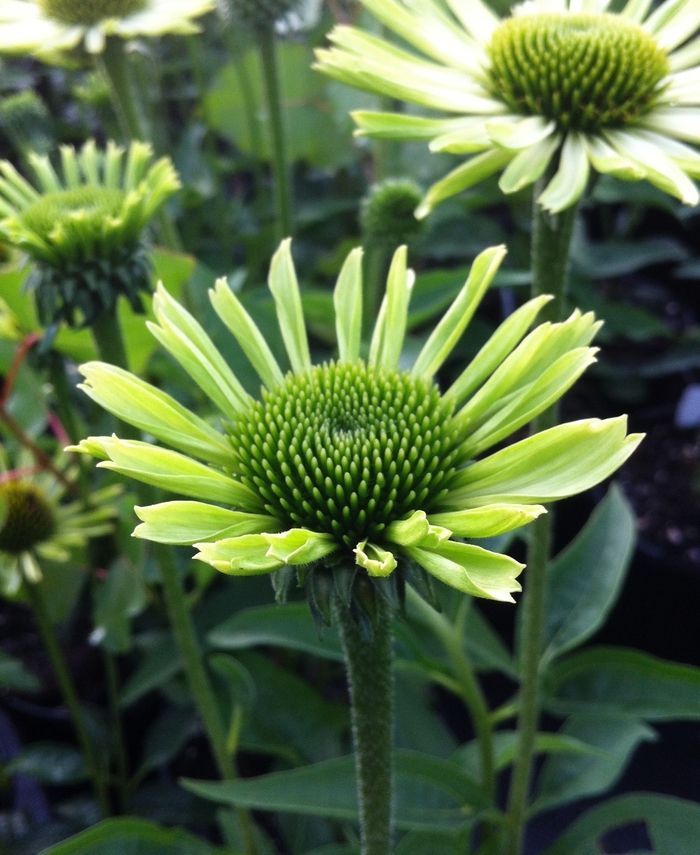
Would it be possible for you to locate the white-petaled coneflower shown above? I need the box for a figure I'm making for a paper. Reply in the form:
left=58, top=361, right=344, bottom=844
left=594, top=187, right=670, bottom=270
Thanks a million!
left=315, top=0, right=700, bottom=214
left=0, top=139, right=180, bottom=328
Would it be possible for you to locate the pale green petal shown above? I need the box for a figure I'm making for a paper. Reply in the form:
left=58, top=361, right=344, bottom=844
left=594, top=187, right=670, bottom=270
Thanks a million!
left=263, top=529, right=338, bottom=565
left=412, top=245, right=506, bottom=379
left=352, top=112, right=482, bottom=142
left=415, top=148, right=514, bottom=219
left=639, top=107, right=700, bottom=145
left=209, top=277, right=284, bottom=392
left=149, top=284, right=251, bottom=421
left=68, top=437, right=110, bottom=460
left=668, top=35, right=700, bottom=70
left=537, top=132, right=590, bottom=213
left=605, top=128, right=700, bottom=205
left=268, top=239, right=311, bottom=375
left=630, top=128, right=700, bottom=178
left=195, top=534, right=282, bottom=575
left=459, top=346, right=599, bottom=458
left=369, top=247, right=412, bottom=369
left=78, top=361, right=232, bottom=466
left=486, top=116, right=556, bottom=150
left=133, top=502, right=279, bottom=545
left=663, top=65, right=700, bottom=104
left=499, top=134, right=561, bottom=194
left=384, top=510, right=451, bottom=547
left=429, top=122, right=492, bottom=154
left=0, top=554, right=21, bottom=599
left=334, top=247, right=363, bottom=363
left=446, top=417, right=644, bottom=506
left=620, top=0, right=654, bottom=22
left=354, top=540, right=397, bottom=577
left=429, top=504, right=546, bottom=537
left=28, top=153, right=62, bottom=194
left=404, top=541, right=523, bottom=602
left=643, top=0, right=700, bottom=50
left=583, top=135, right=644, bottom=181
left=93, top=436, right=262, bottom=509
left=445, top=295, right=552, bottom=408
left=444, top=0, right=499, bottom=41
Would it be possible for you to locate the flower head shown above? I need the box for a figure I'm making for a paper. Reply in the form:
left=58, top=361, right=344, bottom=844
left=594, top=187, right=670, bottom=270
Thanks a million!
left=219, top=0, right=300, bottom=35
left=71, top=239, right=641, bottom=608
left=361, top=178, right=424, bottom=245
left=0, top=0, right=215, bottom=57
left=0, top=139, right=180, bottom=327
left=315, top=0, right=700, bottom=214
left=0, top=456, right=119, bottom=597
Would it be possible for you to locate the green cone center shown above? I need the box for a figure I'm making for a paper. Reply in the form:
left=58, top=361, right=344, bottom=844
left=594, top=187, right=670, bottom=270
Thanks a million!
left=18, top=186, right=126, bottom=239
left=40, top=0, right=147, bottom=25
left=231, top=361, right=461, bottom=546
left=0, top=483, right=56, bottom=555
left=487, top=13, right=670, bottom=132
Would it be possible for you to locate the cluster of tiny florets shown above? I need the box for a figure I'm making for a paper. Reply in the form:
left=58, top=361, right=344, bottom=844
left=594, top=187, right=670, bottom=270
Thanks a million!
left=0, top=482, right=56, bottom=555
left=487, top=13, right=670, bottom=132
left=39, top=0, right=147, bottom=25
left=230, top=361, right=462, bottom=545
left=360, top=178, right=424, bottom=245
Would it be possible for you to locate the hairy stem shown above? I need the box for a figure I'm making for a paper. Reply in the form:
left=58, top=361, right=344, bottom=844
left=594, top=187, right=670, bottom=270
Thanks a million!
left=334, top=593, right=394, bottom=855
left=258, top=29, right=294, bottom=239
left=24, top=580, right=111, bottom=817
left=504, top=185, right=578, bottom=855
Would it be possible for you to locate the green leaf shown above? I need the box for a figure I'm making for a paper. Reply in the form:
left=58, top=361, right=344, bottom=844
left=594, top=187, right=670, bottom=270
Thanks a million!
left=540, top=484, right=636, bottom=666
left=394, top=828, right=472, bottom=855
left=546, top=646, right=700, bottom=720
left=572, top=236, right=687, bottom=279
left=5, top=742, right=88, bottom=785
left=120, top=632, right=183, bottom=707
left=207, top=603, right=344, bottom=662
left=542, top=794, right=700, bottom=855
left=37, top=818, right=234, bottom=854
left=532, top=714, right=655, bottom=813
left=140, top=706, right=200, bottom=774
left=93, top=558, right=147, bottom=654
left=0, top=651, right=40, bottom=691
left=182, top=750, right=485, bottom=831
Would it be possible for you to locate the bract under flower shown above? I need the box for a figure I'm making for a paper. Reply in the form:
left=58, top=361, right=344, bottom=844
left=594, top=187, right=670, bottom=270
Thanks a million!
left=72, top=240, right=642, bottom=604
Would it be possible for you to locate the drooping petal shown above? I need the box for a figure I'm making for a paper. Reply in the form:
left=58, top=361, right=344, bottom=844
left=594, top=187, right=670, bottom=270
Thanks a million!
left=638, top=107, right=700, bottom=146
left=411, top=245, right=506, bottom=380
left=537, top=132, right=590, bottom=213
left=404, top=540, right=523, bottom=602
left=354, top=540, right=397, bottom=576
left=334, top=247, right=363, bottom=363
left=583, top=135, right=645, bottom=181
left=263, top=529, right=338, bottom=565
left=429, top=504, right=546, bottom=537
left=195, top=534, right=283, bottom=575
left=384, top=510, right=451, bottom=547
left=209, top=277, right=284, bottom=392
left=499, top=134, right=561, bottom=194
left=486, top=116, right=556, bottom=150
left=268, top=239, right=311, bottom=375
left=134, top=502, right=280, bottom=544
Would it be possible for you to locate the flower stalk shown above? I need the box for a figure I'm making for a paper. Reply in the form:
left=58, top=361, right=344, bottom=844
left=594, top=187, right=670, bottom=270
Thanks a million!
left=334, top=588, right=394, bottom=855
left=23, top=577, right=111, bottom=817
left=504, top=178, right=579, bottom=855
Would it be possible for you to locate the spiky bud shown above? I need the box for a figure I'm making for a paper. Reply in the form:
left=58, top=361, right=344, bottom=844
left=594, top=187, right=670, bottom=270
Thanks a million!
left=360, top=178, right=423, bottom=246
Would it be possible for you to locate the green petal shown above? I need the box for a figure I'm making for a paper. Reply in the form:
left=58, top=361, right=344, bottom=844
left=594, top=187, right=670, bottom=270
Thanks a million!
left=352, top=111, right=476, bottom=141
left=415, top=148, right=513, bottom=219
left=263, top=529, right=338, bottom=565
left=620, top=0, right=654, bottom=22
left=209, top=277, right=284, bottom=392
left=79, top=361, right=232, bottom=466
left=355, top=540, right=397, bottom=577
left=499, top=133, right=561, bottom=194
left=195, top=534, right=282, bottom=575
left=268, top=239, right=311, bottom=375
left=370, top=245, right=410, bottom=370
left=583, top=135, right=644, bottom=181
left=446, top=417, right=644, bottom=506
left=334, top=247, right=363, bottom=363
left=429, top=122, right=491, bottom=154
left=384, top=510, right=451, bottom=547
left=411, top=244, right=506, bottom=380
left=134, top=502, right=280, bottom=545
left=149, top=284, right=251, bottom=421
left=404, top=541, right=523, bottom=602
left=91, top=436, right=262, bottom=509
left=429, top=504, right=546, bottom=537
left=639, top=107, right=700, bottom=146
left=445, top=294, right=552, bottom=408
left=486, top=116, right=556, bottom=151
left=537, top=132, right=590, bottom=213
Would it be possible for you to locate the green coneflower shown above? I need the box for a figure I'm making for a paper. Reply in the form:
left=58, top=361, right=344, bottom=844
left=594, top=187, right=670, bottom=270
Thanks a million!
left=315, top=0, right=700, bottom=215
left=0, top=0, right=215, bottom=57
left=71, top=239, right=641, bottom=608
left=0, top=139, right=180, bottom=328
left=0, top=459, right=118, bottom=597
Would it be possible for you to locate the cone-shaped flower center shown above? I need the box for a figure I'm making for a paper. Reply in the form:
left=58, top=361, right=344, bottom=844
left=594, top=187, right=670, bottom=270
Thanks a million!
left=0, top=483, right=56, bottom=555
left=231, top=362, right=462, bottom=545
left=18, top=186, right=126, bottom=242
left=39, top=0, right=147, bottom=25
left=487, top=13, right=670, bottom=132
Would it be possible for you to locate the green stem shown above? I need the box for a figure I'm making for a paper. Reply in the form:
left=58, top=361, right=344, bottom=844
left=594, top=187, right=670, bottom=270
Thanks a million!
left=156, top=545, right=258, bottom=855
left=103, top=649, right=129, bottom=813
left=334, top=593, right=393, bottom=855
left=258, top=29, right=294, bottom=239
left=504, top=183, right=578, bottom=855
left=23, top=580, right=111, bottom=817
left=405, top=588, right=495, bottom=802
left=98, top=37, right=181, bottom=252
